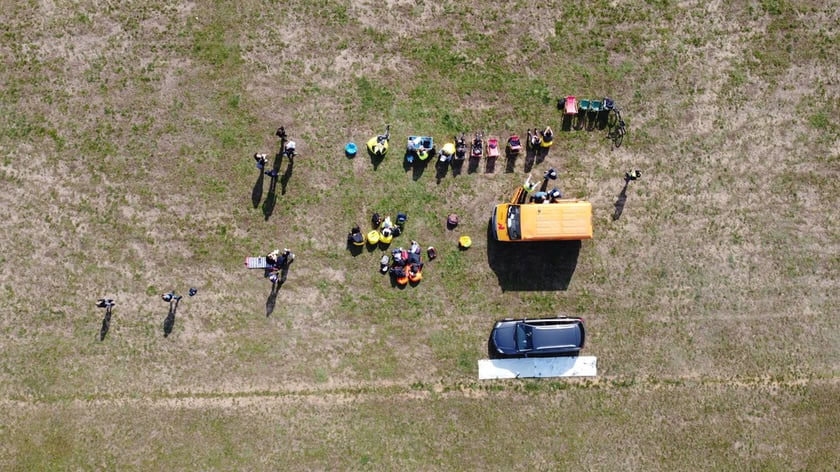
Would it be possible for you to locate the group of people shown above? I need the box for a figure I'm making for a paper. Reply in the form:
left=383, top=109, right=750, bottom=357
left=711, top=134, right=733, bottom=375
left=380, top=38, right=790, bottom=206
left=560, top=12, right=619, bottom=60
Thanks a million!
left=347, top=213, right=408, bottom=247
left=528, top=126, right=554, bottom=148
left=265, top=248, right=295, bottom=284
left=523, top=168, right=564, bottom=203
left=253, top=126, right=297, bottom=178
left=387, top=240, right=426, bottom=285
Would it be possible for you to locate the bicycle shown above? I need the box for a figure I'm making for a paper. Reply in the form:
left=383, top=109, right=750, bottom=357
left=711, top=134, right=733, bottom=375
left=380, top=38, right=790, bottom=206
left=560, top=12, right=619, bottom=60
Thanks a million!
left=606, top=106, right=626, bottom=148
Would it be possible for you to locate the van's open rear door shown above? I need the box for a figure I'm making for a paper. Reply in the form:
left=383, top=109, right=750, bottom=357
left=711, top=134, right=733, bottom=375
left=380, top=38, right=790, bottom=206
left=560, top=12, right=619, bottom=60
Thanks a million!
left=510, top=186, right=527, bottom=204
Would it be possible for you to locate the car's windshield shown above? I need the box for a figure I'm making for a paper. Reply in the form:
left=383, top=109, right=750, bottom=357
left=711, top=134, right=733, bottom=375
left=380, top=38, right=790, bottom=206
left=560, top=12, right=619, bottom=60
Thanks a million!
left=515, top=323, right=532, bottom=351
left=506, top=205, right=521, bottom=240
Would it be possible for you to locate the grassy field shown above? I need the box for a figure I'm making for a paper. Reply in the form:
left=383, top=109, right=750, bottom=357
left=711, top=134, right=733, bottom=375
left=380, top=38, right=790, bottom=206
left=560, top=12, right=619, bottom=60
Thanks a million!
left=1, top=0, right=838, bottom=470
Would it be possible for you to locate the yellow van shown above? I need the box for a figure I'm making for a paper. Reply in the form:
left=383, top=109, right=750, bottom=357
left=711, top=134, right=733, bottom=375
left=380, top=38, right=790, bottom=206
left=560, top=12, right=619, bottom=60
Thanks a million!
left=491, top=187, right=593, bottom=242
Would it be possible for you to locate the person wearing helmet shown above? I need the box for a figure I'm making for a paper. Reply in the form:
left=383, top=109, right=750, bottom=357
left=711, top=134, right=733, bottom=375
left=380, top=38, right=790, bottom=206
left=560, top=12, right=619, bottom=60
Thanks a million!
left=540, top=126, right=554, bottom=147
left=408, top=262, right=424, bottom=283
left=284, top=140, right=296, bottom=160
left=439, top=142, right=456, bottom=163
left=347, top=225, right=365, bottom=246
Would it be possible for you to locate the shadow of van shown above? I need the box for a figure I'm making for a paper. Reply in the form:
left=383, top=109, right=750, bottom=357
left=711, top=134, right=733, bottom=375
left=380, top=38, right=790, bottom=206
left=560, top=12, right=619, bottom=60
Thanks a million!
left=486, top=220, right=581, bottom=291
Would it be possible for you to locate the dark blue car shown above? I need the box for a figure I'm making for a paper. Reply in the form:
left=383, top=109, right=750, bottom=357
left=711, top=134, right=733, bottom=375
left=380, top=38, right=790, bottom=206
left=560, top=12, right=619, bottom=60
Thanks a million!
left=489, top=317, right=585, bottom=358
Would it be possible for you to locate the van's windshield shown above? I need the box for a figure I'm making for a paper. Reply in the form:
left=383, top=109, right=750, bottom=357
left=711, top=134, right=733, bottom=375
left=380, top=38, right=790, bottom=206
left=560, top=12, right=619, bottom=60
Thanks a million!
left=506, top=205, right=521, bottom=240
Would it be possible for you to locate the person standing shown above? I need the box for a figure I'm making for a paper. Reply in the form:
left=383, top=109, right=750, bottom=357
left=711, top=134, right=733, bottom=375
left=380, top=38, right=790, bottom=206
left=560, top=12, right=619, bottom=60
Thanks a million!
left=625, top=169, right=641, bottom=182
left=97, top=299, right=115, bottom=341
left=284, top=141, right=296, bottom=163
left=523, top=174, right=539, bottom=192
left=254, top=153, right=267, bottom=170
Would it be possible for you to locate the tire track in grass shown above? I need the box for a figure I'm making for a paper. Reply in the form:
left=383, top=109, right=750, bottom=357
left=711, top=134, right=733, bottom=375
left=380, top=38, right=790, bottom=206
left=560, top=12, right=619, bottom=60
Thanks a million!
left=1, top=373, right=837, bottom=410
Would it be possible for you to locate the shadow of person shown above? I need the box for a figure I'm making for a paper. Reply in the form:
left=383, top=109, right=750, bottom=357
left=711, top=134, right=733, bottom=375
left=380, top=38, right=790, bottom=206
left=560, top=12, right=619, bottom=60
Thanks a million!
left=262, top=177, right=277, bottom=221
left=596, top=109, right=609, bottom=130
left=251, top=171, right=265, bottom=208
left=262, top=152, right=284, bottom=220
left=524, top=147, right=537, bottom=173
left=99, top=307, right=112, bottom=341
left=562, top=114, right=574, bottom=131
left=279, top=264, right=291, bottom=284
left=347, top=239, right=364, bottom=256
left=435, top=159, right=450, bottom=184
left=266, top=282, right=280, bottom=317
left=280, top=160, right=293, bottom=195
left=411, top=157, right=429, bottom=181
left=505, top=151, right=517, bottom=173
left=163, top=299, right=179, bottom=337
left=485, top=156, right=497, bottom=174
left=467, top=155, right=480, bottom=174
left=574, top=113, right=586, bottom=131
left=586, top=110, right=597, bottom=131
left=451, top=158, right=465, bottom=177
left=535, top=147, right=549, bottom=166
left=369, top=149, right=385, bottom=170
left=613, top=181, right=629, bottom=221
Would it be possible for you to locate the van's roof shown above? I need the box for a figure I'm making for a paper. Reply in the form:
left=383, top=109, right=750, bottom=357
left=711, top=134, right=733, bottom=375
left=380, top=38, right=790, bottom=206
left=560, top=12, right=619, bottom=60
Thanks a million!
left=518, top=200, right=592, bottom=240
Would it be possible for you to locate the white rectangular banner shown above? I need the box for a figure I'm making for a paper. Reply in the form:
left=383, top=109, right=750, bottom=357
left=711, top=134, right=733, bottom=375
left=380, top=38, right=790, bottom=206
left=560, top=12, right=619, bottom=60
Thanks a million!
left=478, top=356, right=597, bottom=379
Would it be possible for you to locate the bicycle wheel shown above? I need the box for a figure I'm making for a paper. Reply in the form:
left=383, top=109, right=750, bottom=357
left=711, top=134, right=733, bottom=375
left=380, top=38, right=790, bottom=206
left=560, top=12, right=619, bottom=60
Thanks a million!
left=613, top=126, right=625, bottom=148
left=607, top=110, right=618, bottom=129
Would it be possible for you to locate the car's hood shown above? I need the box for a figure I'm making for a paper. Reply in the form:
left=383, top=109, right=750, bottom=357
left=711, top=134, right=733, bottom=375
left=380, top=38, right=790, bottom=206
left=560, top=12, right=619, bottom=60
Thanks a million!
left=492, top=322, right=517, bottom=353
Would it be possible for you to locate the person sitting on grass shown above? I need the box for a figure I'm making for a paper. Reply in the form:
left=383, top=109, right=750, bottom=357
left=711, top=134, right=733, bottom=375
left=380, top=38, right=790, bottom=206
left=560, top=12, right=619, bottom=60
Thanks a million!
left=347, top=225, right=364, bottom=245
left=408, top=262, right=424, bottom=283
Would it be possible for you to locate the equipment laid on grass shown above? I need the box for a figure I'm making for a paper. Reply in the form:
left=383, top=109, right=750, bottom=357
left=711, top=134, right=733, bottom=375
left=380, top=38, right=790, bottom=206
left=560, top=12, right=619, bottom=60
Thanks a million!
left=563, top=95, right=578, bottom=115
left=245, top=257, right=268, bottom=269
left=406, top=136, right=434, bottom=163
left=487, top=136, right=500, bottom=158
left=506, top=135, right=522, bottom=157
left=588, top=99, right=603, bottom=131
left=345, top=142, right=357, bottom=157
